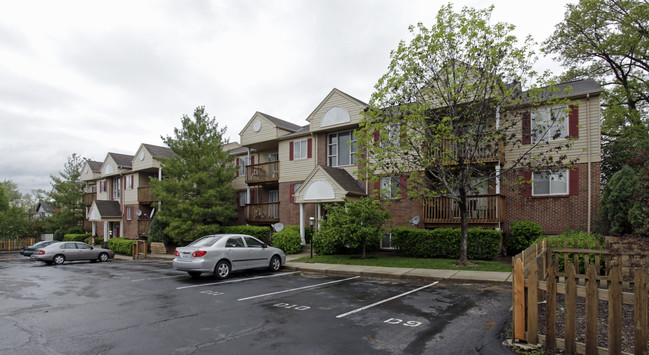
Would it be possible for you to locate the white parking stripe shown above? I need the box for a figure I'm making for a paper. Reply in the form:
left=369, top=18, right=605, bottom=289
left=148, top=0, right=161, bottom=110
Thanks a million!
left=336, top=281, right=439, bottom=319
left=131, top=275, right=187, bottom=282
left=238, top=276, right=360, bottom=301
left=176, top=272, right=297, bottom=290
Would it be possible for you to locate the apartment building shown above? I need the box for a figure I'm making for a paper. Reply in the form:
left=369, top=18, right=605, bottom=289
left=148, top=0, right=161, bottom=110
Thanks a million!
left=233, top=80, right=602, bottom=243
left=81, top=144, right=174, bottom=241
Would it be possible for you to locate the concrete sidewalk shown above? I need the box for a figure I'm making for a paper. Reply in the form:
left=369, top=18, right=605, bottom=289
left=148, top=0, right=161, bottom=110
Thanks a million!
left=117, top=250, right=512, bottom=285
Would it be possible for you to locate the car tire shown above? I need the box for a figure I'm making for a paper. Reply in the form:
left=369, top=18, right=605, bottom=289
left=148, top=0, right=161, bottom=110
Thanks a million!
left=188, top=271, right=201, bottom=279
left=214, top=260, right=231, bottom=280
left=269, top=255, right=281, bottom=272
left=53, top=254, right=65, bottom=265
left=98, top=253, right=109, bottom=262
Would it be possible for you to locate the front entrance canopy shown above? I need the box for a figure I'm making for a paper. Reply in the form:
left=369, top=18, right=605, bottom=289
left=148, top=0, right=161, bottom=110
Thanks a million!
left=88, top=200, right=122, bottom=222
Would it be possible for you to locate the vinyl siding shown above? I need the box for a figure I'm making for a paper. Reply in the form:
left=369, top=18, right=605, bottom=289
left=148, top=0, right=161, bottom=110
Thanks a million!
left=308, top=90, right=366, bottom=133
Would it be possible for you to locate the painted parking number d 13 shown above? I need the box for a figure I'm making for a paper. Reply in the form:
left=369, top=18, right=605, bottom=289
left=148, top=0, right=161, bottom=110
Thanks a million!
left=274, top=303, right=310, bottom=311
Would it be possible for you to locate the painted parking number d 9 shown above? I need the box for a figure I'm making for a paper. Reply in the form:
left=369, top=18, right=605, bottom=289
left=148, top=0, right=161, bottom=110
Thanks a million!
left=274, top=303, right=310, bottom=311
left=384, top=318, right=422, bottom=327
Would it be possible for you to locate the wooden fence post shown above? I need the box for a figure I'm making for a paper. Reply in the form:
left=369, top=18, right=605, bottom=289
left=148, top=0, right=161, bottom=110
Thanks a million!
left=545, top=262, right=556, bottom=353
left=513, top=258, right=525, bottom=341
left=609, top=265, right=622, bottom=355
left=527, top=261, right=538, bottom=345
left=585, top=265, right=598, bottom=354
left=635, top=269, right=648, bottom=354
left=565, top=263, right=577, bottom=355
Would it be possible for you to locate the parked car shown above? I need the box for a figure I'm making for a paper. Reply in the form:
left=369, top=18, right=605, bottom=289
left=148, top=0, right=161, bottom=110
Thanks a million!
left=173, top=234, right=286, bottom=279
left=32, top=242, right=114, bottom=265
left=20, top=240, right=57, bottom=257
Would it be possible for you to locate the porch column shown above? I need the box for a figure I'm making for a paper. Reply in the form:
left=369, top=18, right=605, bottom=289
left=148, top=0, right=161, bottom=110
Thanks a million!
left=92, top=222, right=96, bottom=236
left=119, top=221, right=123, bottom=237
left=299, top=203, right=306, bottom=245
left=103, top=223, right=109, bottom=242
left=317, top=204, right=322, bottom=230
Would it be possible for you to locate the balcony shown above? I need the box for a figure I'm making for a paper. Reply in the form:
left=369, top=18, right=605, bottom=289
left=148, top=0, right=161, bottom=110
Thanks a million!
left=138, top=186, right=156, bottom=203
left=137, top=219, right=152, bottom=236
left=84, top=193, right=96, bottom=206
left=433, top=139, right=504, bottom=165
left=246, top=202, right=280, bottom=224
left=246, top=161, right=279, bottom=185
left=423, top=194, right=505, bottom=225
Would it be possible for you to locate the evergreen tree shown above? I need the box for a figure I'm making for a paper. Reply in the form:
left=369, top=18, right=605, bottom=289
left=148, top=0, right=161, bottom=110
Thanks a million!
left=150, top=106, right=237, bottom=244
left=47, top=154, right=85, bottom=231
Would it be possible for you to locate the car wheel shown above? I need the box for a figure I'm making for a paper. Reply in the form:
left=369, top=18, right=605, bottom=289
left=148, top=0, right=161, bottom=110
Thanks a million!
left=188, top=271, right=201, bottom=279
left=53, top=254, right=65, bottom=265
left=214, top=260, right=231, bottom=280
left=269, top=255, right=281, bottom=272
left=98, top=253, right=109, bottom=262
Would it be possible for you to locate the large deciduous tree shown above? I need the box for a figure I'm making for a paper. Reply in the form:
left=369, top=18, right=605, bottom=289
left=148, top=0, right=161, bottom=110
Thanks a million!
left=47, top=153, right=86, bottom=231
left=544, top=0, right=649, bottom=182
left=357, top=4, right=574, bottom=265
left=0, top=181, right=31, bottom=239
left=150, top=106, right=237, bottom=244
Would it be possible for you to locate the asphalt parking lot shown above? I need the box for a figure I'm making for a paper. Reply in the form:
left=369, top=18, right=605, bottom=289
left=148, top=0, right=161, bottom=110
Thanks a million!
left=0, top=253, right=514, bottom=354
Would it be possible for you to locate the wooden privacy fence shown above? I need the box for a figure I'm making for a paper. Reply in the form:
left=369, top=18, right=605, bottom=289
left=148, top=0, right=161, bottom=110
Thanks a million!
left=513, top=238, right=649, bottom=354
left=0, top=238, right=35, bottom=251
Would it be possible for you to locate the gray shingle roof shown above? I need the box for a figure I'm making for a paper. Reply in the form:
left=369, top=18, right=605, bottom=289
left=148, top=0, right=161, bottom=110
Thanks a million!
left=320, top=165, right=366, bottom=195
left=108, top=153, right=134, bottom=169
left=257, top=112, right=302, bottom=132
left=87, top=160, right=102, bottom=172
left=93, top=200, right=122, bottom=218
left=143, top=144, right=175, bottom=159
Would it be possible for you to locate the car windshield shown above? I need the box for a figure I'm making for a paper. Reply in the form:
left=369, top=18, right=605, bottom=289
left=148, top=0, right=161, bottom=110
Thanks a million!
left=188, top=235, right=224, bottom=247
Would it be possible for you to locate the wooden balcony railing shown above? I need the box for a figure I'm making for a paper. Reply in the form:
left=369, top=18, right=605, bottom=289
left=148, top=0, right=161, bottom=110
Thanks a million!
left=84, top=193, right=97, bottom=206
left=246, top=202, right=280, bottom=224
left=138, top=186, right=156, bottom=203
left=246, top=161, right=279, bottom=185
left=138, top=219, right=152, bottom=236
left=423, top=194, right=504, bottom=224
left=433, top=139, right=504, bottom=165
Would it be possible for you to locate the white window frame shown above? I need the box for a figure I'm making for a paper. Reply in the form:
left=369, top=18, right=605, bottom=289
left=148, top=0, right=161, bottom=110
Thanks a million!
left=238, top=156, right=250, bottom=177
left=328, top=130, right=357, bottom=167
left=532, top=106, right=568, bottom=143
left=532, top=169, right=568, bottom=196
left=125, top=175, right=133, bottom=190
left=380, top=176, right=400, bottom=200
left=381, top=124, right=400, bottom=148
left=126, top=206, right=132, bottom=220
left=293, top=139, right=308, bottom=160
left=112, top=177, right=121, bottom=199
left=239, top=190, right=247, bottom=207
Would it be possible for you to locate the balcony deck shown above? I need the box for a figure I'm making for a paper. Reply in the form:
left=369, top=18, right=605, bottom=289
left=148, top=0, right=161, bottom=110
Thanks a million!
left=423, top=194, right=504, bottom=225
left=434, top=139, right=505, bottom=165
left=246, top=161, right=279, bottom=185
left=246, top=202, right=280, bottom=224
left=138, top=186, right=156, bottom=203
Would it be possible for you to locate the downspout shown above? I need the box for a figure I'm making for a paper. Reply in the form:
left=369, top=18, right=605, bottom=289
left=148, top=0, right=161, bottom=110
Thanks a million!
left=586, top=94, right=592, bottom=234
left=495, top=106, right=501, bottom=231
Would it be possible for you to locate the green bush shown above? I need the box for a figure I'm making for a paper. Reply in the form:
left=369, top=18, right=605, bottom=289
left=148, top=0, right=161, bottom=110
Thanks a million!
left=63, top=233, right=92, bottom=242
left=221, top=226, right=271, bottom=244
left=67, top=226, right=85, bottom=234
left=107, top=237, right=138, bottom=255
left=147, top=218, right=167, bottom=244
left=271, top=226, right=303, bottom=254
left=53, top=228, right=66, bottom=241
left=507, top=220, right=544, bottom=254
left=532, top=229, right=604, bottom=274
left=391, top=227, right=501, bottom=260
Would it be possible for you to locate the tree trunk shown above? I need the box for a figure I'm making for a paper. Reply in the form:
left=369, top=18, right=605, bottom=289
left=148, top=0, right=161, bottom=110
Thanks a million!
left=456, top=193, right=477, bottom=266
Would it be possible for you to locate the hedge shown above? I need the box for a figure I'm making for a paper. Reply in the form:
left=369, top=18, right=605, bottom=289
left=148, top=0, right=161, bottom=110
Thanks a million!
left=63, top=233, right=92, bottom=242
left=391, top=227, right=501, bottom=260
left=107, top=237, right=138, bottom=255
left=271, top=226, right=303, bottom=254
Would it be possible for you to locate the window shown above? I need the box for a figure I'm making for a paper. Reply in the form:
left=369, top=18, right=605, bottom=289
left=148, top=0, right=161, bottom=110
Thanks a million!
left=533, top=170, right=568, bottom=196
left=238, top=157, right=250, bottom=177
left=244, top=236, right=264, bottom=248
left=381, top=124, right=400, bottom=148
left=100, top=180, right=106, bottom=193
left=239, top=191, right=247, bottom=207
left=112, top=177, right=121, bottom=199
left=126, top=206, right=132, bottom=220
left=328, top=131, right=357, bottom=167
left=380, top=176, right=401, bottom=199
left=293, top=139, right=308, bottom=160
left=226, top=237, right=245, bottom=248
left=125, top=175, right=133, bottom=190
left=532, top=106, right=568, bottom=143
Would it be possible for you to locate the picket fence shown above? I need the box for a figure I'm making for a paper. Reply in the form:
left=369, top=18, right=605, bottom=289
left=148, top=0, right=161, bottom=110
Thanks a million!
left=0, top=238, right=36, bottom=251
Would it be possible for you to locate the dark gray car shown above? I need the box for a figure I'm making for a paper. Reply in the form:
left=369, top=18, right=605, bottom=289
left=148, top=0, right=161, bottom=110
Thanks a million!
left=32, top=242, right=115, bottom=265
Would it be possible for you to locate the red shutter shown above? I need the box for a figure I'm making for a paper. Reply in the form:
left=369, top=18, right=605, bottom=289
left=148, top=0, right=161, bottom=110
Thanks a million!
left=307, top=138, right=312, bottom=159
left=522, top=112, right=531, bottom=144
left=236, top=158, right=240, bottom=177
left=569, top=167, right=579, bottom=195
left=289, top=184, right=295, bottom=203
left=373, top=130, right=380, bottom=145
left=251, top=156, right=255, bottom=165
left=400, top=176, right=407, bottom=200
left=289, top=142, right=294, bottom=161
left=569, top=105, right=579, bottom=138
left=523, top=171, right=532, bottom=196
left=374, top=179, right=381, bottom=198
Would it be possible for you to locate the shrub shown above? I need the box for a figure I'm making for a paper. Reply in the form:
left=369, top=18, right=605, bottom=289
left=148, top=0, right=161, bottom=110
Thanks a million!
left=53, top=228, right=66, bottom=242
left=271, top=226, right=303, bottom=254
left=221, top=226, right=271, bottom=244
left=507, top=220, right=544, bottom=254
left=107, top=237, right=138, bottom=255
left=63, top=233, right=92, bottom=242
left=147, top=218, right=167, bottom=244
left=532, top=229, right=604, bottom=273
left=67, top=226, right=85, bottom=234
left=391, top=227, right=501, bottom=260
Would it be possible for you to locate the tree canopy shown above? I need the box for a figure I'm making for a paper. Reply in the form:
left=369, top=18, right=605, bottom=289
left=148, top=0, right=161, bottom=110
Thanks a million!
left=150, top=106, right=237, bottom=244
left=357, top=4, right=574, bottom=265
left=46, top=153, right=86, bottom=232
left=0, top=181, right=31, bottom=239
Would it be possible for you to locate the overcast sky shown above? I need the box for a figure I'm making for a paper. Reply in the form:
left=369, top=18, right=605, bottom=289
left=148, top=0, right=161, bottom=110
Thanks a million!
left=0, top=0, right=574, bottom=195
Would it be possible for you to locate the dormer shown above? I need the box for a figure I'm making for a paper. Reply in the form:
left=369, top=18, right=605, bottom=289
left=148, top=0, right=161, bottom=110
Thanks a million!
left=240, top=112, right=302, bottom=149
left=81, top=160, right=102, bottom=182
left=306, top=88, right=368, bottom=133
left=100, top=152, right=134, bottom=178
left=132, top=143, right=174, bottom=171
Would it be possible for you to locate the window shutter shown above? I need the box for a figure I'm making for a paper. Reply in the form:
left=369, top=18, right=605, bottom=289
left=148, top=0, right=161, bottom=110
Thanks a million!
left=289, top=142, right=294, bottom=161
left=569, top=167, right=579, bottom=195
left=307, top=138, right=312, bottom=159
left=400, top=176, right=407, bottom=200
left=374, top=180, right=381, bottom=197
left=251, top=156, right=255, bottom=165
left=236, top=158, right=240, bottom=177
left=522, top=112, right=531, bottom=144
left=373, top=130, right=380, bottom=145
left=569, top=105, right=579, bottom=138
left=523, top=171, right=532, bottom=196
left=289, top=184, right=295, bottom=203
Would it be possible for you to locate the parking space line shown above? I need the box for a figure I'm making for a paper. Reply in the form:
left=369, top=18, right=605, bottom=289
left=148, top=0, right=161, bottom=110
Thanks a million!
left=238, top=276, right=360, bottom=301
left=336, top=281, right=439, bottom=319
left=176, top=272, right=298, bottom=290
left=131, top=275, right=187, bottom=282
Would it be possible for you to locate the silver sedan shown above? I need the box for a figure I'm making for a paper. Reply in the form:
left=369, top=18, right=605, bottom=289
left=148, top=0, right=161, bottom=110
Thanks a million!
left=32, top=242, right=115, bottom=265
left=173, top=234, right=286, bottom=279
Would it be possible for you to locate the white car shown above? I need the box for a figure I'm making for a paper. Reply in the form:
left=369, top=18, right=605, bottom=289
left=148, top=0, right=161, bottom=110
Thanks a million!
left=172, top=234, right=286, bottom=279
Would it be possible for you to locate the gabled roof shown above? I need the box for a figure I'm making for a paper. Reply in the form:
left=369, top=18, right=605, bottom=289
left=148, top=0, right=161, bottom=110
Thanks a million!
left=107, top=152, right=134, bottom=169
left=86, top=160, right=102, bottom=173
left=295, top=165, right=366, bottom=203
left=306, top=88, right=368, bottom=122
left=89, top=200, right=122, bottom=220
left=36, top=201, right=53, bottom=213
left=278, top=125, right=311, bottom=140
left=257, top=112, right=302, bottom=132
left=521, top=78, right=602, bottom=102
left=320, top=165, right=366, bottom=196
left=142, top=144, right=174, bottom=159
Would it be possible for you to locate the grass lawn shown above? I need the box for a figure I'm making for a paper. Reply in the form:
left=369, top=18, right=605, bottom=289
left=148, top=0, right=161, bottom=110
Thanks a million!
left=294, top=253, right=512, bottom=272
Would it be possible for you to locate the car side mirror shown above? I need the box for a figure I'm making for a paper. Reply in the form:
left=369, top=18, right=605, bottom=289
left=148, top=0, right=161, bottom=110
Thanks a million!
left=262, top=243, right=268, bottom=248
